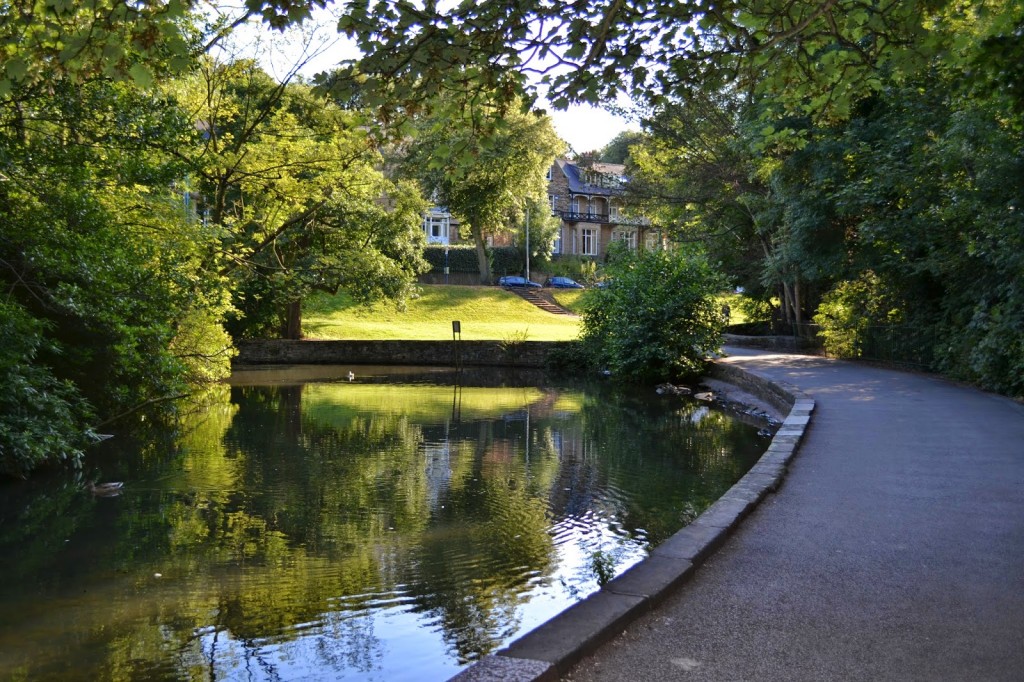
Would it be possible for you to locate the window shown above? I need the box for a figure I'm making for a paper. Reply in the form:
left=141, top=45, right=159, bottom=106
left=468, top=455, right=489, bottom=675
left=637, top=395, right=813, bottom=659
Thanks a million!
left=614, top=229, right=637, bottom=250
left=552, top=228, right=562, bottom=254
left=422, top=211, right=449, bottom=244
left=549, top=194, right=557, bottom=212
left=581, top=228, right=597, bottom=255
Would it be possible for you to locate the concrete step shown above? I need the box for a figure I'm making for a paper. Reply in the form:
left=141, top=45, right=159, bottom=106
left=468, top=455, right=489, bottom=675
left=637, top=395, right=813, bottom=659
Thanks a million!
left=506, top=288, right=577, bottom=316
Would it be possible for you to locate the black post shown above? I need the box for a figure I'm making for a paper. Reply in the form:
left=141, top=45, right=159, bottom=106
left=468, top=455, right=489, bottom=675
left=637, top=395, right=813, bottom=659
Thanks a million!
left=452, top=320, right=462, bottom=370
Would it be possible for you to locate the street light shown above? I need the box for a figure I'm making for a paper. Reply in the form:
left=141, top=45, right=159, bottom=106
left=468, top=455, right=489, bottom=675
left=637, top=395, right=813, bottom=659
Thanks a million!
left=444, top=244, right=450, bottom=285
left=525, top=204, right=530, bottom=282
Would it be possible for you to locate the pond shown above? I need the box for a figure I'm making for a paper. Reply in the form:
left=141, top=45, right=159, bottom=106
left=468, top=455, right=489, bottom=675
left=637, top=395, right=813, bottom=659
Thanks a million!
left=0, top=366, right=769, bottom=681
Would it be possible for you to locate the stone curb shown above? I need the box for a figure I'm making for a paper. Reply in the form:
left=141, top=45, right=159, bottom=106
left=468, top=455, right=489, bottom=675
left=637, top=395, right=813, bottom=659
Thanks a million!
left=450, top=360, right=815, bottom=682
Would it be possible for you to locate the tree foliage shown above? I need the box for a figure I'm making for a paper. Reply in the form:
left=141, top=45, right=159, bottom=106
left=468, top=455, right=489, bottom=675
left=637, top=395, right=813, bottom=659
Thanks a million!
left=598, top=130, right=645, bottom=164
left=624, top=2, right=1024, bottom=396
left=172, top=57, right=428, bottom=339
left=0, top=75, right=216, bottom=475
left=325, top=0, right=961, bottom=129
left=401, top=97, right=563, bottom=283
left=0, top=16, right=429, bottom=475
left=0, top=302, right=94, bottom=477
left=579, top=246, right=726, bottom=382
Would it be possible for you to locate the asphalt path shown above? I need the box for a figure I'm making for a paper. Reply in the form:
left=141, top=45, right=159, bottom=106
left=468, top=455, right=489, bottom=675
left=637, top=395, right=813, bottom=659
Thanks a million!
left=565, top=348, right=1024, bottom=682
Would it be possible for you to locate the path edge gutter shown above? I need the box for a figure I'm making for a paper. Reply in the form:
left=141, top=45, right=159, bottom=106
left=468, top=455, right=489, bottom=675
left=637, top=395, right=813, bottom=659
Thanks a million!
left=450, top=359, right=815, bottom=682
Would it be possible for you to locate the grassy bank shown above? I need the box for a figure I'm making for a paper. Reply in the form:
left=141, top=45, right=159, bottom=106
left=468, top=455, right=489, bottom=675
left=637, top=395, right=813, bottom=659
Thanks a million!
left=303, top=285, right=582, bottom=341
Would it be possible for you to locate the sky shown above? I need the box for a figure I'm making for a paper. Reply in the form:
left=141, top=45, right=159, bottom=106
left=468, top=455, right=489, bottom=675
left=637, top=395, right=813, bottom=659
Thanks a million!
left=224, top=6, right=636, bottom=156
left=547, top=103, right=636, bottom=156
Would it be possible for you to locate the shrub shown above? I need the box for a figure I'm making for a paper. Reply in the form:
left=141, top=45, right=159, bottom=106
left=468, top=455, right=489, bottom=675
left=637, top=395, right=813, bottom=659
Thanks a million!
left=422, top=244, right=480, bottom=273
left=734, top=295, right=774, bottom=325
left=548, top=254, right=598, bottom=284
left=813, top=271, right=901, bottom=358
left=0, top=302, right=95, bottom=478
left=421, top=244, right=525, bottom=279
left=579, top=246, right=726, bottom=381
left=489, top=246, right=525, bottom=277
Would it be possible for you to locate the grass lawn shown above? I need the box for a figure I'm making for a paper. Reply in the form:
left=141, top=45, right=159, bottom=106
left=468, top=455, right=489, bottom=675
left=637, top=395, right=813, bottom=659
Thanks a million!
left=716, top=292, right=750, bottom=325
left=549, top=289, right=588, bottom=314
left=303, top=285, right=582, bottom=341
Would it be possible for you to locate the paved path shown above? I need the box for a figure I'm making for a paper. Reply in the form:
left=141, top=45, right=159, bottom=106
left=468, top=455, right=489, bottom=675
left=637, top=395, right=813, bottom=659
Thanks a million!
left=566, top=348, right=1024, bottom=682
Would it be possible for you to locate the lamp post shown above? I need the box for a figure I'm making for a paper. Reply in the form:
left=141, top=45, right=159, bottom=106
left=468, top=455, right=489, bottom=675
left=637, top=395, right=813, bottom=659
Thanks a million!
left=444, top=244, right=450, bottom=285
left=525, top=205, right=530, bottom=282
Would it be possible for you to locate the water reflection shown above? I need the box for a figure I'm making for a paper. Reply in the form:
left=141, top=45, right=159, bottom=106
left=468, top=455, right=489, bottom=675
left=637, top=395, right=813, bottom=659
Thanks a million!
left=0, top=367, right=766, bottom=681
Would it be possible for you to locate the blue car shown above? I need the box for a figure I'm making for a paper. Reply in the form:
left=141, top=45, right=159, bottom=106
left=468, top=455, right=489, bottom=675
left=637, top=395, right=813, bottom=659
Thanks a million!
left=545, top=276, right=585, bottom=289
left=498, top=275, right=542, bottom=288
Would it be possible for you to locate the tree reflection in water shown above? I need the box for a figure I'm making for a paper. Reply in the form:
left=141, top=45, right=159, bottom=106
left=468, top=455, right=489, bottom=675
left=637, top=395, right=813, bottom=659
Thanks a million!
left=0, top=367, right=767, bottom=681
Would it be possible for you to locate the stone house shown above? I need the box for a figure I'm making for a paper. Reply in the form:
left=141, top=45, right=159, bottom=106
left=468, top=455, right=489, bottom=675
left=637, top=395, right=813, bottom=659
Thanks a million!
left=420, top=158, right=660, bottom=257
left=547, top=159, right=660, bottom=258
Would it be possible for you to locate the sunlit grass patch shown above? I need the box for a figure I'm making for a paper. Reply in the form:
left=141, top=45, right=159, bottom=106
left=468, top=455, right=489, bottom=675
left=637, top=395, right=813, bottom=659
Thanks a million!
left=303, top=285, right=582, bottom=341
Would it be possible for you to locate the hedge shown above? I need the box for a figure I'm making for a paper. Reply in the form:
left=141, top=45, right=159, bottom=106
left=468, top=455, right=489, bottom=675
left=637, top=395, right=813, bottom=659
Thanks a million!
left=422, top=244, right=524, bottom=276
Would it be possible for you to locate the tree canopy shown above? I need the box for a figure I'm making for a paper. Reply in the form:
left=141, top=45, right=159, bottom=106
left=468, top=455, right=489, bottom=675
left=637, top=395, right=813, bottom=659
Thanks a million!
left=0, top=8, right=429, bottom=476
left=324, top=0, right=999, bottom=123
left=400, top=95, right=564, bottom=283
left=622, top=4, right=1024, bottom=395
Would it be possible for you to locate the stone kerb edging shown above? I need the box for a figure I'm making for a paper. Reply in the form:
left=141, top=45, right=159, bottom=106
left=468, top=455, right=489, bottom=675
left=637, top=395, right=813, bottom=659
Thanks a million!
left=450, top=360, right=815, bottom=682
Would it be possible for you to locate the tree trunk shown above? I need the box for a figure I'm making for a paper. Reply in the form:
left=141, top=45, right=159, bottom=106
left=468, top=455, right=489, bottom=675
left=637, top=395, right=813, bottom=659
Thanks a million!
left=781, top=282, right=793, bottom=325
left=284, top=299, right=303, bottom=339
left=793, top=277, right=803, bottom=326
left=472, top=226, right=491, bottom=284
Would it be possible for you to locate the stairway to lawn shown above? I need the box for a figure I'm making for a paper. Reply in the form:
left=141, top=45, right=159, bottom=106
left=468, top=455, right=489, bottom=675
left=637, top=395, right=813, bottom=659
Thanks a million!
left=507, top=287, right=577, bottom=316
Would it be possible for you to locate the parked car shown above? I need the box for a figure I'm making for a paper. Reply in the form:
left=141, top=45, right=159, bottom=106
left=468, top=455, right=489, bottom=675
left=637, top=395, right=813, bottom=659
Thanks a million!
left=545, top=276, right=585, bottom=289
left=497, top=275, right=542, bottom=288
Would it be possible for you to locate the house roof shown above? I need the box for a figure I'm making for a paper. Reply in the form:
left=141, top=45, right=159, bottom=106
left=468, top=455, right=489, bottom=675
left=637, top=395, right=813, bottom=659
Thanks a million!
left=555, top=159, right=626, bottom=197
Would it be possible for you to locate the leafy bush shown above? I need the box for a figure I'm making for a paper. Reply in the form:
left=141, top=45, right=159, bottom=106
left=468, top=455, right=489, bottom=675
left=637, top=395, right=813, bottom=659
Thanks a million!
left=489, top=246, right=525, bottom=277
left=422, top=244, right=480, bottom=273
left=548, top=254, right=598, bottom=284
left=0, top=302, right=95, bottom=478
left=813, top=272, right=901, bottom=358
left=733, top=295, right=774, bottom=325
left=420, top=244, right=524, bottom=278
left=579, top=246, right=726, bottom=381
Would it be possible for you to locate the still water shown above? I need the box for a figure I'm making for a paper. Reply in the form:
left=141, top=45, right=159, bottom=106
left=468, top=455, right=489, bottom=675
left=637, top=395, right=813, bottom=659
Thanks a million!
left=0, top=366, right=768, bottom=681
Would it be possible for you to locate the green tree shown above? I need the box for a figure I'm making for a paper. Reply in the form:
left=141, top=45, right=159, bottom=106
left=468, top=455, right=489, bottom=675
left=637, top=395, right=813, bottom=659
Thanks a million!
left=626, top=94, right=783, bottom=310
left=579, top=246, right=726, bottom=381
left=813, top=84, right=1023, bottom=394
left=0, top=73, right=230, bottom=475
left=0, top=302, right=95, bottom=477
left=599, top=130, right=645, bottom=164
left=327, top=0, right=951, bottom=128
left=171, top=58, right=428, bottom=339
left=402, top=98, right=564, bottom=283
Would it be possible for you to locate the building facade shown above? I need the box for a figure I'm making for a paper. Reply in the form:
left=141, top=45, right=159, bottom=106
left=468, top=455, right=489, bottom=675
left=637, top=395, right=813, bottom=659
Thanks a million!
left=421, top=159, right=661, bottom=257
left=547, top=159, right=660, bottom=258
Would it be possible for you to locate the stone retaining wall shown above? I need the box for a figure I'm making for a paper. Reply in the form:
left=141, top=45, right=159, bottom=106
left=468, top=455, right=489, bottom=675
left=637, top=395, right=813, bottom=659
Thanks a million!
left=705, top=361, right=798, bottom=414
left=234, top=339, right=562, bottom=368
